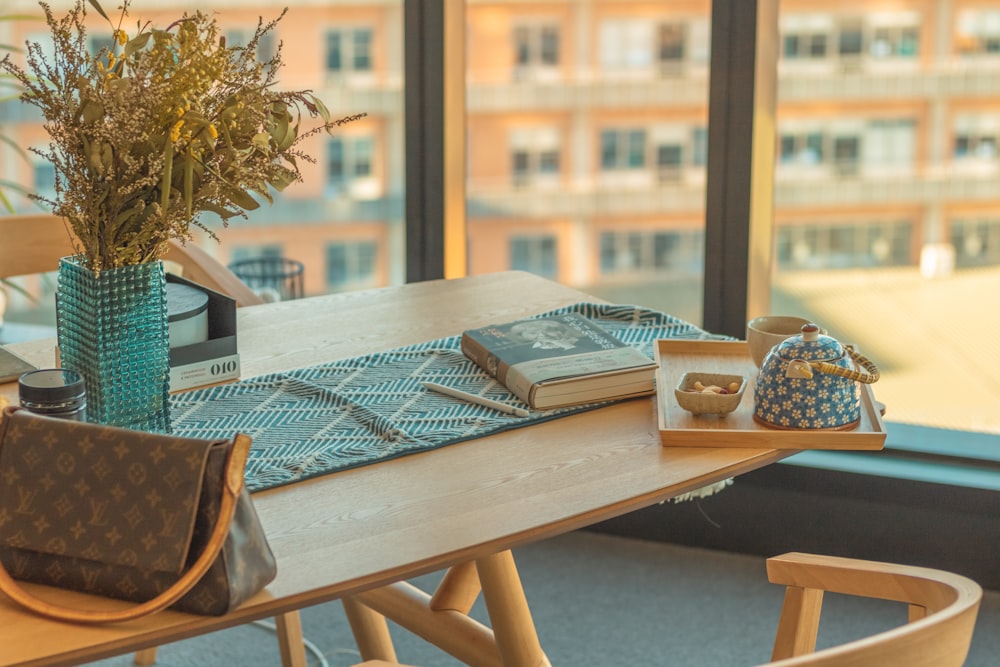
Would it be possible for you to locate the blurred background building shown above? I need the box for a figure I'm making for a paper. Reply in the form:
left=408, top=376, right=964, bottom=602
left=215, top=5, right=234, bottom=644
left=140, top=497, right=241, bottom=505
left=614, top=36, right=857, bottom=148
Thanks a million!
left=2, top=0, right=999, bottom=435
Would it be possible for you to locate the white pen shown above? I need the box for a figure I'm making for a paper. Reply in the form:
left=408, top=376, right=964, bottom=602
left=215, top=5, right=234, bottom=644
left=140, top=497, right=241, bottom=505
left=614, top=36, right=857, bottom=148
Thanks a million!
left=421, top=382, right=531, bottom=417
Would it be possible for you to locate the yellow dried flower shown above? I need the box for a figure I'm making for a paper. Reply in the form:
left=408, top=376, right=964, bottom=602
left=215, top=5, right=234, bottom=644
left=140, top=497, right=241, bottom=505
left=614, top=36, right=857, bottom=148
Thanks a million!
left=0, top=0, right=365, bottom=271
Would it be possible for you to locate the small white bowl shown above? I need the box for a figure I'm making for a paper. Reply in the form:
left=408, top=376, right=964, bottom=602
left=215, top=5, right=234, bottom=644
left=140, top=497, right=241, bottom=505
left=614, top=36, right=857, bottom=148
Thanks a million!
left=674, top=372, right=746, bottom=417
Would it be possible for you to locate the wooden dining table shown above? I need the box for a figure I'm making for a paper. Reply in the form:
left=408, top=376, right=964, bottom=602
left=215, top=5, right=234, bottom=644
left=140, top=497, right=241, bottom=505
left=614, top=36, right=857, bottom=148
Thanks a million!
left=0, top=271, right=793, bottom=667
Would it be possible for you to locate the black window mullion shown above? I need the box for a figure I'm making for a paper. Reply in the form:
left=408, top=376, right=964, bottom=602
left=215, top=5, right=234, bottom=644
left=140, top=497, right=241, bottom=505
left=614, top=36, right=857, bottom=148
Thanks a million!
left=703, top=0, right=778, bottom=338
left=404, top=0, right=446, bottom=282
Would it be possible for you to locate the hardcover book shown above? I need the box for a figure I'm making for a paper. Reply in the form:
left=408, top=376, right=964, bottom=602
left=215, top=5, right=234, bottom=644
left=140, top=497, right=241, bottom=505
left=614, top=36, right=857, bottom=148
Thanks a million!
left=460, top=312, right=657, bottom=410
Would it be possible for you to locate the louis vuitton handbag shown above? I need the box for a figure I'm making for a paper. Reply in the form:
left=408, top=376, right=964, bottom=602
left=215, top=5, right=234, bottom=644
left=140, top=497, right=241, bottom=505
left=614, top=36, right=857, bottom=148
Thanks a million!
left=0, top=406, right=277, bottom=623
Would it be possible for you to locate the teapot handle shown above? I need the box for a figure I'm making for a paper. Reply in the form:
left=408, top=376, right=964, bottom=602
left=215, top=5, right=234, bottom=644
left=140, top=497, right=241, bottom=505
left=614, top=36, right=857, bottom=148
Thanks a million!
left=811, top=345, right=879, bottom=384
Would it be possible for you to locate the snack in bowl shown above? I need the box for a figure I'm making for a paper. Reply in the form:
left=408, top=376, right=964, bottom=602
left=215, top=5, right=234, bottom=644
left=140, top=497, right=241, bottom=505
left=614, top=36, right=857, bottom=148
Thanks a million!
left=674, top=372, right=746, bottom=417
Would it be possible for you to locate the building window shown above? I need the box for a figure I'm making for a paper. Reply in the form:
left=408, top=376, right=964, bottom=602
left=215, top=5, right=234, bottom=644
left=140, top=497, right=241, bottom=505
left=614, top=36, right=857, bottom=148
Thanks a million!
left=691, top=127, right=708, bottom=167
left=870, top=26, right=919, bottom=58
left=953, top=115, right=1000, bottom=162
left=782, top=14, right=918, bottom=66
left=783, top=32, right=827, bottom=60
left=510, top=236, right=557, bottom=278
left=957, top=10, right=1000, bottom=55
left=326, top=241, right=377, bottom=290
left=513, top=24, right=559, bottom=68
left=599, top=19, right=654, bottom=73
left=832, top=136, right=860, bottom=175
left=952, top=219, right=1000, bottom=268
left=600, top=230, right=702, bottom=275
left=225, top=29, right=276, bottom=62
left=327, top=136, right=375, bottom=197
left=838, top=24, right=864, bottom=57
left=655, top=143, right=683, bottom=182
left=32, top=160, right=56, bottom=200
left=511, top=149, right=560, bottom=187
left=955, top=134, right=998, bottom=160
left=779, top=119, right=914, bottom=178
left=657, top=23, right=686, bottom=75
left=779, top=132, right=825, bottom=165
left=509, top=127, right=561, bottom=188
left=600, top=129, right=647, bottom=171
left=325, top=28, right=373, bottom=73
left=776, top=222, right=912, bottom=270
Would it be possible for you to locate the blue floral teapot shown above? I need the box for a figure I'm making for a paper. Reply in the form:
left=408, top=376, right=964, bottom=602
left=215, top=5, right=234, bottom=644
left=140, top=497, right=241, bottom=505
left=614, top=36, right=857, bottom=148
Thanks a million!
left=753, top=323, right=879, bottom=430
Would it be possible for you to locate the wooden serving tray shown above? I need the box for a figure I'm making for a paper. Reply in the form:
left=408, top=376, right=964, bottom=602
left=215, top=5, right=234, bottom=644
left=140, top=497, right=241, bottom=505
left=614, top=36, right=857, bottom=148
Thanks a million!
left=654, top=339, right=886, bottom=450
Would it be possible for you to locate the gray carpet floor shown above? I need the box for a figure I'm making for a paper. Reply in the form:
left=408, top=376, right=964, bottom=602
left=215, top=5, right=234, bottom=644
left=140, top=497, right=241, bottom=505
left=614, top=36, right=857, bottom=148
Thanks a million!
left=89, top=531, right=999, bottom=666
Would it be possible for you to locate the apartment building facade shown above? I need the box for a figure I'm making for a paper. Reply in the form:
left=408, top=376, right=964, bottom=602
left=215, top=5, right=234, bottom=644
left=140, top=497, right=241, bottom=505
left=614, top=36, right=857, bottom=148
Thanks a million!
left=2, top=0, right=999, bottom=299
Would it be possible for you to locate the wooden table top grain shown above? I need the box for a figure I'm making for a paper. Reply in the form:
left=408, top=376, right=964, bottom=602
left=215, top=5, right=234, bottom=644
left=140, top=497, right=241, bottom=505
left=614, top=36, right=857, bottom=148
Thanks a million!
left=0, top=271, right=791, bottom=666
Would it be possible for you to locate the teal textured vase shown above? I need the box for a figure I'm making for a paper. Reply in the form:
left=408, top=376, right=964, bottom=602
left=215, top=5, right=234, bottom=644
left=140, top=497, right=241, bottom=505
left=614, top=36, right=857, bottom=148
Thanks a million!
left=56, top=256, right=171, bottom=432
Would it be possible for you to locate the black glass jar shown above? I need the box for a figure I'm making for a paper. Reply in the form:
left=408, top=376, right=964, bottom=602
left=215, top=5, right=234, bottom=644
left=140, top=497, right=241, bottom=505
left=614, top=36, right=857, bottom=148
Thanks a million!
left=18, top=368, right=87, bottom=421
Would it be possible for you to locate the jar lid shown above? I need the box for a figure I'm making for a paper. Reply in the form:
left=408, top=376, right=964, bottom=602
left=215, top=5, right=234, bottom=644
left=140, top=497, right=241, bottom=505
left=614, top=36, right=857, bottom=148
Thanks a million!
left=18, top=369, right=86, bottom=403
left=167, top=283, right=210, bottom=323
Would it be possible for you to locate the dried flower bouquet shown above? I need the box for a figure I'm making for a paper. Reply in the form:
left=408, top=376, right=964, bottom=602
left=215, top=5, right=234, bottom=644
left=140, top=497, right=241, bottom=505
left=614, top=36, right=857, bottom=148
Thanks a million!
left=1, top=0, right=362, bottom=271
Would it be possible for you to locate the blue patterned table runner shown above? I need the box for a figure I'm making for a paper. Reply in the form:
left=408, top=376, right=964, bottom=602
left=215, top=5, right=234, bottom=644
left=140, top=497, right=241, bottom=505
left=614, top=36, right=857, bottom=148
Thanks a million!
left=170, top=303, right=722, bottom=492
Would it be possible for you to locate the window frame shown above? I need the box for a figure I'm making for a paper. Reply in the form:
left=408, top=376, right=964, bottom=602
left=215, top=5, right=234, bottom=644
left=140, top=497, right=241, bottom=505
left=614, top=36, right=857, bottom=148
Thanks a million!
left=405, top=0, right=769, bottom=332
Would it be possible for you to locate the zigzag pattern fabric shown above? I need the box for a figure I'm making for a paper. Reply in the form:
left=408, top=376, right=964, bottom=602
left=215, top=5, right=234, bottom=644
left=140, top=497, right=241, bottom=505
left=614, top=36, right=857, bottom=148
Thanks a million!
left=170, top=303, right=723, bottom=492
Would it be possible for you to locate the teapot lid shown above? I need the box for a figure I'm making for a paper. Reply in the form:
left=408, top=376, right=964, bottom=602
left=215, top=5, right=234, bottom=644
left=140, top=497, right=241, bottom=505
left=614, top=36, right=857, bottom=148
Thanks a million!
left=775, top=323, right=844, bottom=362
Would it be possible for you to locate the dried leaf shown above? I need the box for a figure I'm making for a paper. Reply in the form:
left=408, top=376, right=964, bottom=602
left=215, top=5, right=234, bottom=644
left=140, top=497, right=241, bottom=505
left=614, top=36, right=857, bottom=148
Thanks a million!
left=123, top=32, right=151, bottom=58
left=86, top=0, right=110, bottom=22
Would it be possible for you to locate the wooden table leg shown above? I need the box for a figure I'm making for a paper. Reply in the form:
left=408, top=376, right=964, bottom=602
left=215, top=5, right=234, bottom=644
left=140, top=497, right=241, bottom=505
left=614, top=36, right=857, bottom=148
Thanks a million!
left=275, top=610, right=308, bottom=667
left=430, top=560, right=481, bottom=613
left=132, top=648, right=157, bottom=666
left=343, top=595, right=399, bottom=663
left=476, top=550, right=551, bottom=667
left=350, top=552, right=548, bottom=667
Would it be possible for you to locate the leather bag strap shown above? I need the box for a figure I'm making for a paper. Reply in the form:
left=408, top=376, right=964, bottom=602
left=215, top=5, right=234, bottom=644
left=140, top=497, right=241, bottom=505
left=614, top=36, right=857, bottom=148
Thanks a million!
left=0, top=434, right=252, bottom=624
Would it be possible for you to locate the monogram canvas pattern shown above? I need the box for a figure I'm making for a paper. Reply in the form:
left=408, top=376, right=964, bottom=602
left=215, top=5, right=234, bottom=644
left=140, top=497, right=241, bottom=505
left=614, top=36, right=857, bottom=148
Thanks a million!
left=0, top=415, right=209, bottom=573
left=0, top=409, right=276, bottom=616
left=171, top=302, right=722, bottom=492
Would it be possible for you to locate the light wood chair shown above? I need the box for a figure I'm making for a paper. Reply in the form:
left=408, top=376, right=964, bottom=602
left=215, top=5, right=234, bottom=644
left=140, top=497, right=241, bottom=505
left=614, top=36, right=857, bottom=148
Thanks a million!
left=163, top=240, right=265, bottom=307
left=0, top=213, right=77, bottom=280
left=763, top=552, right=981, bottom=667
left=346, top=552, right=982, bottom=667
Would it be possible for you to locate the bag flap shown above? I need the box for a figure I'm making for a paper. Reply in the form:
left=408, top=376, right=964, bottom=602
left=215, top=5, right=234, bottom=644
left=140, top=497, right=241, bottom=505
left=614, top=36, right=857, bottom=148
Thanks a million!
left=0, top=407, right=216, bottom=574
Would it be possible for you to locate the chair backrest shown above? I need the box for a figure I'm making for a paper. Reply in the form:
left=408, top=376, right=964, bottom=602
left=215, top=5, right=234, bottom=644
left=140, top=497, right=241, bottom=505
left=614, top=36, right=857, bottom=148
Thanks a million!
left=762, top=552, right=982, bottom=667
left=0, top=213, right=76, bottom=280
left=0, top=213, right=263, bottom=306
left=162, top=241, right=264, bottom=307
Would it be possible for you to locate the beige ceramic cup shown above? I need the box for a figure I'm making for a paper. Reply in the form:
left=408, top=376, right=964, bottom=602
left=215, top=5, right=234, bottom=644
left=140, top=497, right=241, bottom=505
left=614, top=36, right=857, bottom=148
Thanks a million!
left=746, top=315, right=813, bottom=368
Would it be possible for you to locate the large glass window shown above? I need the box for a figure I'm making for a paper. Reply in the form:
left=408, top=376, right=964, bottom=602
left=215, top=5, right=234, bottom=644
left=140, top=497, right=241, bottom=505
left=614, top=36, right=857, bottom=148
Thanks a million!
left=775, top=1, right=1000, bottom=434
left=0, top=1, right=402, bottom=310
left=6, top=0, right=1000, bottom=441
left=957, top=9, right=1000, bottom=56
left=465, top=2, right=710, bottom=325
